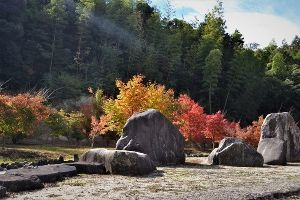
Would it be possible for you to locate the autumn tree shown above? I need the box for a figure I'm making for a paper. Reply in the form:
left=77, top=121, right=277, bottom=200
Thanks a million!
left=236, top=116, right=264, bottom=147
left=173, top=94, right=240, bottom=148
left=173, top=94, right=206, bottom=144
left=103, top=75, right=177, bottom=134
left=204, top=111, right=238, bottom=148
left=0, top=93, right=50, bottom=148
left=90, top=114, right=112, bottom=147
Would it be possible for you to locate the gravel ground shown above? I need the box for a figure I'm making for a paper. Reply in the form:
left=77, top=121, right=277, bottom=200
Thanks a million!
left=6, top=157, right=300, bottom=200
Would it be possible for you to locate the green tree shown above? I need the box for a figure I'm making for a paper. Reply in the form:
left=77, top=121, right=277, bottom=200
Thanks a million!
left=46, top=0, right=68, bottom=74
left=203, top=49, right=222, bottom=113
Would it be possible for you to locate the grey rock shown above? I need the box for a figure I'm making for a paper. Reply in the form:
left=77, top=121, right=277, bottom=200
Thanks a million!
left=116, top=109, right=185, bottom=165
left=0, top=186, right=6, bottom=198
left=66, top=162, right=107, bottom=174
left=58, top=135, right=68, bottom=142
left=6, top=164, right=77, bottom=183
left=258, top=112, right=300, bottom=162
left=0, top=174, right=43, bottom=192
left=80, top=148, right=156, bottom=176
left=257, top=138, right=287, bottom=165
left=208, top=137, right=264, bottom=167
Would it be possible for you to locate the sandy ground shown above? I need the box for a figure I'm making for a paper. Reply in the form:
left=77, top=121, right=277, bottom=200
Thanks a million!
left=5, top=157, right=300, bottom=200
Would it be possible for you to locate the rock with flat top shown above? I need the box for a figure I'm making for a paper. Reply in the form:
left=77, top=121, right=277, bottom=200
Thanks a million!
left=80, top=149, right=156, bottom=175
left=6, top=164, right=77, bottom=183
left=0, top=174, right=43, bottom=192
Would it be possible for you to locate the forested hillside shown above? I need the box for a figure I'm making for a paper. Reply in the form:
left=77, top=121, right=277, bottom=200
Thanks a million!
left=0, top=0, right=299, bottom=125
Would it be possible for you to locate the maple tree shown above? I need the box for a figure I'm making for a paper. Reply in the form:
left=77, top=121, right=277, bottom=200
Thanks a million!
left=173, top=94, right=241, bottom=148
left=235, top=116, right=264, bottom=147
left=0, top=93, right=50, bottom=148
left=204, top=111, right=239, bottom=148
left=90, top=114, right=113, bottom=147
left=104, top=75, right=177, bottom=134
left=173, top=94, right=206, bottom=143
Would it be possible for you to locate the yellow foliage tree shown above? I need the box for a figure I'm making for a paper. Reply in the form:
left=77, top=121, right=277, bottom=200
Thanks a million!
left=104, top=75, right=177, bottom=134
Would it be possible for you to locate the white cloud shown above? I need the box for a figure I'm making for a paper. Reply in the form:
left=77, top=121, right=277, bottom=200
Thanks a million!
left=158, top=0, right=300, bottom=47
left=225, top=12, right=300, bottom=47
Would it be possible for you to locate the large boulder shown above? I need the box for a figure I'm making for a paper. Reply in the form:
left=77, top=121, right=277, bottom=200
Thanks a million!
left=80, top=148, right=156, bottom=176
left=208, top=137, right=264, bottom=167
left=257, top=138, right=287, bottom=165
left=6, top=164, right=77, bottom=183
left=0, top=174, right=43, bottom=192
left=116, top=109, right=185, bottom=165
left=258, top=112, right=300, bottom=163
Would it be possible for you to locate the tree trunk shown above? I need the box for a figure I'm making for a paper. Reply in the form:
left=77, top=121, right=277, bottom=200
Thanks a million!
left=223, top=84, right=232, bottom=113
left=50, top=24, right=57, bottom=74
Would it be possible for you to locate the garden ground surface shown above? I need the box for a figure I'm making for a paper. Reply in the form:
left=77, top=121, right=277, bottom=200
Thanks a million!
left=0, top=145, right=92, bottom=163
left=4, top=156, right=300, bottom=200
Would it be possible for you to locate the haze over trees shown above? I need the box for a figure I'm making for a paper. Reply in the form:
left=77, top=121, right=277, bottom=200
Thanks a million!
left=0, top=0, right=299, bottom=126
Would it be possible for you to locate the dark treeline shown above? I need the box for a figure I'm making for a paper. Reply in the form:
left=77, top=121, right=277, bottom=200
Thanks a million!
left=0, top=0, right=299, bottom=126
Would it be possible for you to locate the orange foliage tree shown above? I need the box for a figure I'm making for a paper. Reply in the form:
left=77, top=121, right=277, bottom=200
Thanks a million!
left=90, top=114, right=113, bottom=147
left=104, top=75, right=177, bottom=134
left=0, top=93, right=50, bottom=148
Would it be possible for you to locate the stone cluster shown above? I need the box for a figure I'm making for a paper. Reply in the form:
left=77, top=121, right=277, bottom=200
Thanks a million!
left=0, top=109, right=186, bottom=197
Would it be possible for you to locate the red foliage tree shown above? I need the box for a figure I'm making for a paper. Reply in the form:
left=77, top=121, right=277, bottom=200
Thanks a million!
left=173, top=94, right=206, bottom=143
left=173, top=94, right=240, bottom=148
left=204, top=111, right=239, bottom=147
left=235, top=116, right=264, bottom=147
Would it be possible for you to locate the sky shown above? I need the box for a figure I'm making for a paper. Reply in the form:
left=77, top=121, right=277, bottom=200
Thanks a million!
left=149, top=0, right=300, bottom=48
